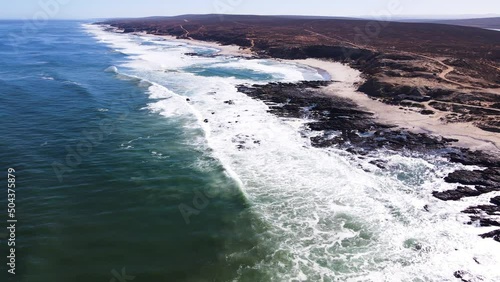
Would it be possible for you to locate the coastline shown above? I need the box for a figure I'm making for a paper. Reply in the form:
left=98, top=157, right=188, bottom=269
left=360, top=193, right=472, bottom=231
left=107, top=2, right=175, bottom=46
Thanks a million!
left=113, top=24, right=499, bottom=155
left=135, top=32, right=255, bottom=57
left=102, top=16, right=500, bottom=148
left=145, top=31, right=499, bottom=153
left=149, top=33, right=500, bottom=153
left=126, top=28, right=499, bottom=192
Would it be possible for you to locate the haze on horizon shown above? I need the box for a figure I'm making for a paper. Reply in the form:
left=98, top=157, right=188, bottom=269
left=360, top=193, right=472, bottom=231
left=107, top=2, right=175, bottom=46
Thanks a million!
left=2, top=0, right=499, bottom=20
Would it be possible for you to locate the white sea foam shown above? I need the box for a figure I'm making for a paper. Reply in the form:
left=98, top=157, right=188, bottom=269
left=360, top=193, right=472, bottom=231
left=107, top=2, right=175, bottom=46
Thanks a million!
left=41, top=75, right=54, bottom=80
left=85, top=24, right=500, bottom=281
left=104, top=66, right=118, bottom=73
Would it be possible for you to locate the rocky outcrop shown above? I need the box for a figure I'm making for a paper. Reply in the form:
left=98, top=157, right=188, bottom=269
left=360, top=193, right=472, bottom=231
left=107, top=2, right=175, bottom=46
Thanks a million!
left=358, top=78, right=432, bottom=103
left=432, top=187, right=482, bottom=201
left=237, top=81, right=457, bottom=154
left=445, top=168, right=500, bottom=187
left=480, top=230, right=500, bottom=242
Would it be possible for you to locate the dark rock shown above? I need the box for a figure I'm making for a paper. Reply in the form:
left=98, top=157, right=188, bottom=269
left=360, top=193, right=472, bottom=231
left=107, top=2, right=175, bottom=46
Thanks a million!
left=454, top=270, right=471, bottom=282
left=491, top=196, right=500, bottom=206
left=369, top=159, right=387, bottom=169
left=477, top=121, right=500, bottom=133
left=464, top=205, right=500, bottom=216
left=432, top=187, right=481, bottom=201
left=480, top=229, right=500, bottom=242
left=447, top=148, right=500, bottom=167
left=185, top=52, right=217, bottom=58
left=442, top=137, right=460, bottom=143
left=420, top=109, right=435, bottom=115
left=224, top=100, right=235, bottom=105
left=203, top=119, right=208, bottom=123
left=444, top=168, right=500, bottom=187
left=467, top=216, right=500, bottom=227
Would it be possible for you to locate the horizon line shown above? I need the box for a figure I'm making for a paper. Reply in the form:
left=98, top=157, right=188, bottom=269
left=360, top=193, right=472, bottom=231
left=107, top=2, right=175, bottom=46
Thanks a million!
left=0, top=13, right=499, bottom=21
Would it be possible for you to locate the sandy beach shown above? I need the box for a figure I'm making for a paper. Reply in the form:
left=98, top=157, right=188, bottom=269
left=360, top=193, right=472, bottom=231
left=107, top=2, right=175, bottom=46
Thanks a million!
left=293, top=58, right=500, bottom=153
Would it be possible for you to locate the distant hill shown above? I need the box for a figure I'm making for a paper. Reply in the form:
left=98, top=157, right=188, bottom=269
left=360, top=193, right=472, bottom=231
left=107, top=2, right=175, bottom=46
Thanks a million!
left=101, top=14, right=500, bottom=61
left=422, top=17, right=500, bottom=29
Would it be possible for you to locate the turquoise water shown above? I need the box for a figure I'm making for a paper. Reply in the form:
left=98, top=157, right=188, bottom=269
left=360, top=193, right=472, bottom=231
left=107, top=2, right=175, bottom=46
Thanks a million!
left=1, top=21, right=500, bottom=281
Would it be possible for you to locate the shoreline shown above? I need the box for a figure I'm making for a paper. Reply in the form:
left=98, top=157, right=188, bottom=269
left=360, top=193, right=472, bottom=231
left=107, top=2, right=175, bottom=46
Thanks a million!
left=156, top=31, right=500, bottom=154
left=135, top=32, right=255, bottom=57
left=101, top=18, right=500, bottom=155
left=133, top=30, right=500, bottom=154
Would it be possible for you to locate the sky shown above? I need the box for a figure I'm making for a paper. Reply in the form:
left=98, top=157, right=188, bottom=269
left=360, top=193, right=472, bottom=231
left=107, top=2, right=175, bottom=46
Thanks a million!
left=1, top=0, right=499, bottom=20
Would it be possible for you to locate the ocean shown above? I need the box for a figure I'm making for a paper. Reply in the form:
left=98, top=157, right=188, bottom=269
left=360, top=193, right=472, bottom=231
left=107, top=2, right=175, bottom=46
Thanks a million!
left=0, top=20, right=499, bottom=282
